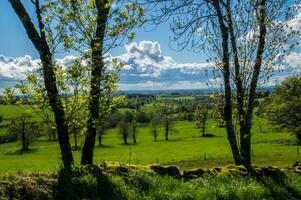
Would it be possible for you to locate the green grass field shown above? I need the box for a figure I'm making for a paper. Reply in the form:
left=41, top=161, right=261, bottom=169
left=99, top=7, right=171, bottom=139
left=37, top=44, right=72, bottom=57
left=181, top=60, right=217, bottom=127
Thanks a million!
left=0, top=105, right=300, bottom=175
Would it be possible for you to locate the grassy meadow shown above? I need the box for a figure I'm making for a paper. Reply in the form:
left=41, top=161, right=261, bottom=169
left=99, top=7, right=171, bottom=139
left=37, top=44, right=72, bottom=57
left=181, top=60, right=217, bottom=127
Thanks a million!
left=0, top=104, right=300, bottom=175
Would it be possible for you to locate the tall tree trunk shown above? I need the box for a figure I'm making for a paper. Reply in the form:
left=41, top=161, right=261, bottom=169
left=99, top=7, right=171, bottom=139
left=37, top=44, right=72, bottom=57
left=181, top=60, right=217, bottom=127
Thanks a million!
left=242, top=0, right=267, bottom=165
left=212, top=0, right=242, bottom=165
left=81, top=0, right=110, bottom=165
left=8, top=0, right=73, bottom=168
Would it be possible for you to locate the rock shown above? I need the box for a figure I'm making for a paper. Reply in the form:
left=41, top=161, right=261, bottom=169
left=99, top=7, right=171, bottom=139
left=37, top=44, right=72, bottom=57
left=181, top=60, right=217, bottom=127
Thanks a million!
left=149, top=165, right=181, bottom=177
left=256, top=166, right=284, bottom=177
left=183, top=168, right=204, bottom=179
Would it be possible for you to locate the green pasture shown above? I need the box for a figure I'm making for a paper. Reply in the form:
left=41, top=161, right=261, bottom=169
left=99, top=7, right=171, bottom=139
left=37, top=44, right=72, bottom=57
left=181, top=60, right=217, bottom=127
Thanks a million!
left=0, top=105, right=300, bottom=175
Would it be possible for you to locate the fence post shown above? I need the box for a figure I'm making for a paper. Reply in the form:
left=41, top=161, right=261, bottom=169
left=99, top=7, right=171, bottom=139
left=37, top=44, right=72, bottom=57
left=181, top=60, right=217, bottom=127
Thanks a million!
left=204, top=152, right=207, bottom=160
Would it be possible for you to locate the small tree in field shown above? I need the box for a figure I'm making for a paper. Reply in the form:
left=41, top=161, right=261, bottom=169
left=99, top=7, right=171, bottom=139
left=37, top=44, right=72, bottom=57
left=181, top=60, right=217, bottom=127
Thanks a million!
left=157, top=105, right=177, bottom=141
left=132, top=119, right=138, bottom=144
left=45, top=124, right=56, bottom=141
left=118, top=111, right=134, bottom=144
left=210, top=93, right=225, bottom=128
left=8, top=113, right=40, bottom=151
left=150, top=112, right=161, bottom=142
left=195, top=105, right=209, bottom=137
left=266, top=76, right=301, bottom=144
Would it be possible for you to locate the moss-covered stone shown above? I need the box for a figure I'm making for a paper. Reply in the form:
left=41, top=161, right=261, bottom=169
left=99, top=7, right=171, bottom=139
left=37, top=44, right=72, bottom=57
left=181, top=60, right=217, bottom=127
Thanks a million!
left=149, top=164, right=181, bottom=177
left=183, top=168, right=205, bottom=179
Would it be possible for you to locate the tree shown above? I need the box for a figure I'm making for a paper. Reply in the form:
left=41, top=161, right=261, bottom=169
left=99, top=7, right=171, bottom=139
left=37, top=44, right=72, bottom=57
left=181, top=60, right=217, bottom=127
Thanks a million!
left=132, top=118, right=138, bottom=144
left=266, top=76, right=301, bottom=144
left=195, top=105, right=209, bottom=137
left=118, top=111, right=134, bottom=144
left=14, top=59, right=90, bottom=149
left=150, top=112, right=161, bottom=142
left=210, top=93, right=225, bottom=127
left=158, top=106, right=177, bottom=141
left=145, top=0, right=299, bottom=166
left=45, top=0, right=144, bottom=164
left=8, top=0, right=74, bottom=168
left=44, top=124, right=57, bottom=141
left=8, top=112, right=40, bottom=151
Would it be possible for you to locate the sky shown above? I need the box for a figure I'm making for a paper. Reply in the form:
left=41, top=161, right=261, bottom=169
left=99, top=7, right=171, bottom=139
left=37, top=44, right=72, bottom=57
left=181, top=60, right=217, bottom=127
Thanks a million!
left=0, top=1, right=300, bottom=90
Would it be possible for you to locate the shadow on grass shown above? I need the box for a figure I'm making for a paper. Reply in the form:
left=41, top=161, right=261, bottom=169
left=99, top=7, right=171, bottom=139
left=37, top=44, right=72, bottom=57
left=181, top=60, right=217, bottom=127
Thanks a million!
left=256, top=173, right=301, bottom=199
left=36, top=138, right=58, bottom=143
left=96, top=144, right=114, bottom=149
left=72, top=146, right=82, bottom=151
left=119, top=143, right=138, bottom=146
left=156, top=138, right=183, bottom=142
left=4, top=148, right=38, bottom=155
left=55, top=167, right=126, bottom=200
left=201, top=133, right=218, bottom=138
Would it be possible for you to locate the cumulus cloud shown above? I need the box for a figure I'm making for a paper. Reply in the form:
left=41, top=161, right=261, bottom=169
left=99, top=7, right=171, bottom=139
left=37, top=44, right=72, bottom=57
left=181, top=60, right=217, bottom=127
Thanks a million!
left=0, top=39, right=300, bottom=90
left=0, top=55, right=77, bottom=81
left=118, top=41, right=210, bottom=78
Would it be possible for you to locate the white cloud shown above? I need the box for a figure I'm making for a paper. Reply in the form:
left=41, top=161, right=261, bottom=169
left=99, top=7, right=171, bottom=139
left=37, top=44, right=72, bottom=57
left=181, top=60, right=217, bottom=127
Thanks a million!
left=0, top=55, right=39, bottom=80
left=0, top=39, right=300, bottom=90
left=117, top=41, right=211, bottom=78
left=0, top=55, right=77, bottom=81
left=119, top=81, right=208, bottom=90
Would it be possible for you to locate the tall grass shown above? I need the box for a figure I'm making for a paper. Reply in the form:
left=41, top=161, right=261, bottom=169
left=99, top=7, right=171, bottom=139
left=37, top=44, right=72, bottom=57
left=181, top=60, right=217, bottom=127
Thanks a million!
left=1, top=166, right=300, bottom=200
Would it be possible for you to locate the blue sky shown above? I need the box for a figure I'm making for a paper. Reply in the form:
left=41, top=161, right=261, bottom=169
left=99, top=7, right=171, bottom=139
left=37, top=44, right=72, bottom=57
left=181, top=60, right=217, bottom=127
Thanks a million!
left=0, top=1, right=204, bottom=63
left=0, top=1, right=300, bottom=90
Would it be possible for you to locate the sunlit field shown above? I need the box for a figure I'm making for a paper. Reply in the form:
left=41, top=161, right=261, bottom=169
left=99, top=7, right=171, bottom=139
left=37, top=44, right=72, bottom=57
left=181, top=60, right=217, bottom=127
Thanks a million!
left=0, top=104, right=299, bottom=175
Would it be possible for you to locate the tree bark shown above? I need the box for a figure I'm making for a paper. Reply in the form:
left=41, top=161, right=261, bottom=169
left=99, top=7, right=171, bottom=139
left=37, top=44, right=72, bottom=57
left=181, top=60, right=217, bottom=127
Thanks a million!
left=81, top=0, right=110, bottom=165
left=8, top=0, right=73, bottom=168
left=211, top=0, right=242, bottom=165
left=242, top=0, right=267, bottom=165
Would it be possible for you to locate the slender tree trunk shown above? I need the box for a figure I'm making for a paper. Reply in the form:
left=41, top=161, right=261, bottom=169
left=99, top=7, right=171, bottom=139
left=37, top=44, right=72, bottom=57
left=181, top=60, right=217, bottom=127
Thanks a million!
left=202, top=121, right=205, bottom=136
left=241, top=0, right=267, bottom=165
left=81, top=0, right=110, bottom=165
left=133, top=126, right=137, bottom=143
left=22, top=121, right=26, bottom=150
left=8, top=0, right=73, bottom=168
left=212, top=0, right=242, bottom=165
left=165, top=123, right=169, bottom=141
left=42, top=54, right=74, bottom=167
left=123, top=127, right=128, bottom=144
